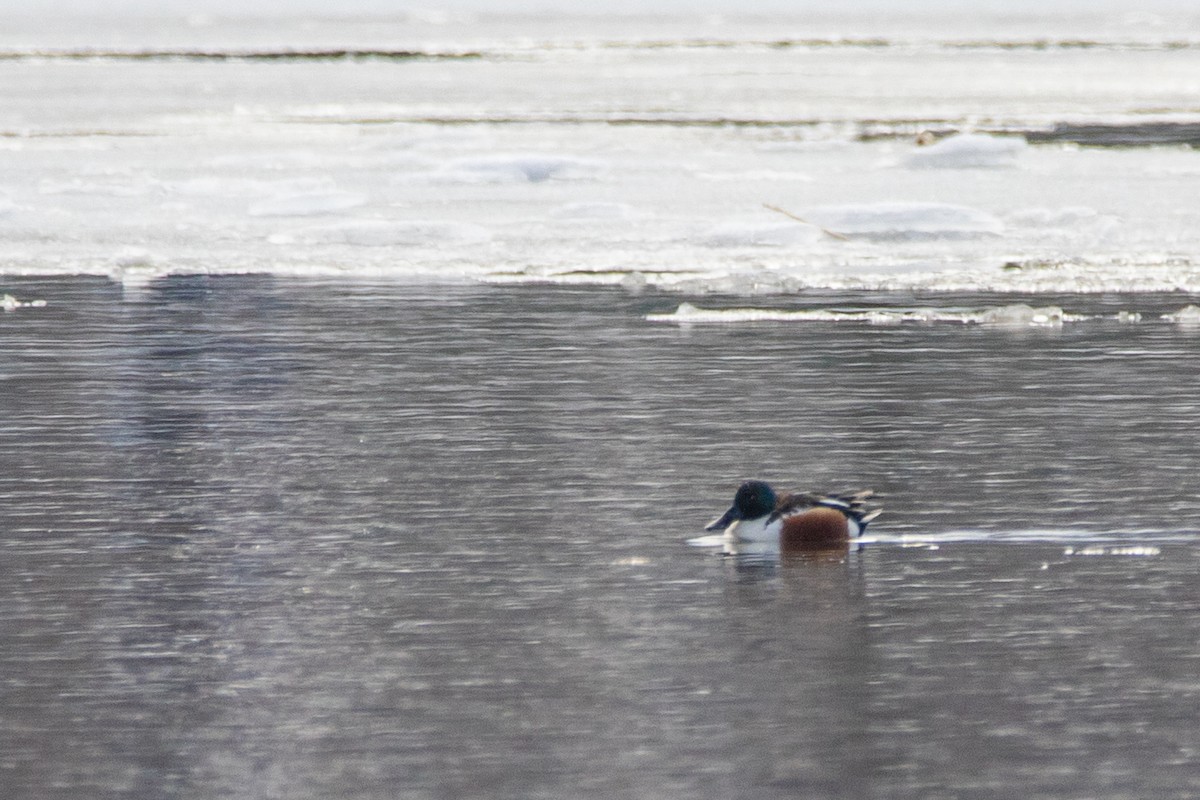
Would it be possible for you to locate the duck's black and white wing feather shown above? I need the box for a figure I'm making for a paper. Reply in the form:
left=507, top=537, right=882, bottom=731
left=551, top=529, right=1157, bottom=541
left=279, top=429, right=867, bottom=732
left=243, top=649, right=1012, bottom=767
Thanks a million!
left=770, top=489, right=881, bottom=530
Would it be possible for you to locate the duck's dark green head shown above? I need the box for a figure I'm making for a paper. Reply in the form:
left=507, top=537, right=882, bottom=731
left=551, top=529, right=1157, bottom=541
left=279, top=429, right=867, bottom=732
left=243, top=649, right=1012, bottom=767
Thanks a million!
left=705, top=480, right=778, bottom=531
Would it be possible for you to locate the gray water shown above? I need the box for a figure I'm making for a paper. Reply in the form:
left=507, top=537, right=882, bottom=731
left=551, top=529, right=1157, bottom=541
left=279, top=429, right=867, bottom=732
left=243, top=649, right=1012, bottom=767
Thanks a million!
left=4, top=277, right=1200, bottom=799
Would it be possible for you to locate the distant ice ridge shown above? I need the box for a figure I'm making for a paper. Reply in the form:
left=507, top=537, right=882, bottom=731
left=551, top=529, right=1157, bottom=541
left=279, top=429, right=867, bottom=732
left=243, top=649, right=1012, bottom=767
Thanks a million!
left=482, top=251, right=1200, bottom=294
left=268, top=219, right=492, bottom=247
left=799, top=202, right=1004, bottom=240
left=1005, top=206, right=1102, bottom=228
left=167, top=175, right=330, bottom=197
left=431, top=154, right=605, bottom=184
left=694, top=202, right=1003, bottom=247
left=904, top=133, right=1027, bottom=169
left=38, top=177, right=153, bottom=197
left=699, top=220, right=824, bottom=247
left=248, top=190, right=368, bottom=217
left=551, top=202, right=645, bottom=221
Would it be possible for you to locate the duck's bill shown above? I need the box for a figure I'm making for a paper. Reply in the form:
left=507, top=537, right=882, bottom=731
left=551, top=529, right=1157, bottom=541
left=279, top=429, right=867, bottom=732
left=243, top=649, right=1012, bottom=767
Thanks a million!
left=705, top=505, right=739, bottom=532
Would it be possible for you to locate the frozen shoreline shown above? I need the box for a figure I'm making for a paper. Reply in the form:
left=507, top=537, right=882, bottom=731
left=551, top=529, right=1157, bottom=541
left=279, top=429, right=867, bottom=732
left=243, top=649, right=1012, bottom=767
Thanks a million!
left=2, top=12, right=1199, bottom=295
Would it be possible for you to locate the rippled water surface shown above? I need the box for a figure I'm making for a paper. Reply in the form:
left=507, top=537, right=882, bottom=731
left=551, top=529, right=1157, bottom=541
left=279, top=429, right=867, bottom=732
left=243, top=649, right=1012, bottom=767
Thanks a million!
left=3, top=278, right=1200, bottom=799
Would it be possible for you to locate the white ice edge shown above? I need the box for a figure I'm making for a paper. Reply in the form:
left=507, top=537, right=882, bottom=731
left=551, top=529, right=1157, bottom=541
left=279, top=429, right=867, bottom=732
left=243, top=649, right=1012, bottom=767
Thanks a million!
left=647, top=302, right=1200, bottom=327
left=0, top=293, right=47, bottom=311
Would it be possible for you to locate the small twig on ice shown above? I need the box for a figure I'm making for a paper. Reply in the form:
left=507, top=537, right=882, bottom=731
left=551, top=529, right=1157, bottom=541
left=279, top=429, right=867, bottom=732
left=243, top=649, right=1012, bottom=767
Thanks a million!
left=762, top=203, right=850, bottom=241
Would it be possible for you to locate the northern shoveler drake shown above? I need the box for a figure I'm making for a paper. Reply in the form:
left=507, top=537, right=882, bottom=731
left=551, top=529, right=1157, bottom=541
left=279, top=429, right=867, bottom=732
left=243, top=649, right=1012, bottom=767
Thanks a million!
left=706, top=480, right=881, bottom=549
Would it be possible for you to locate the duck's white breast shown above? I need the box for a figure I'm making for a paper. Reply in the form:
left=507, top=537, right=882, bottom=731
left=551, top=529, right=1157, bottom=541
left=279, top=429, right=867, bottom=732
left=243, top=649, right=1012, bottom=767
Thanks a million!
left=727, top=515, right=781, bottom=542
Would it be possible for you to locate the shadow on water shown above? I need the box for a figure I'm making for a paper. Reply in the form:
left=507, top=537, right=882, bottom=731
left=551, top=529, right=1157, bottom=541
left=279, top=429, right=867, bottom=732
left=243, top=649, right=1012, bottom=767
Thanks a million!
left=2, top=277, right=1200, bottom=799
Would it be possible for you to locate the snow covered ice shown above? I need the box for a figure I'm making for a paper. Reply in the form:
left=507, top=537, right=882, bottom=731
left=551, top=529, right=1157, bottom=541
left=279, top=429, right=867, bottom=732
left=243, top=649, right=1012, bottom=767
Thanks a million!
left=1, top=9, right=1200, bottom=295
left=903, top=133, right=1028, bottom=169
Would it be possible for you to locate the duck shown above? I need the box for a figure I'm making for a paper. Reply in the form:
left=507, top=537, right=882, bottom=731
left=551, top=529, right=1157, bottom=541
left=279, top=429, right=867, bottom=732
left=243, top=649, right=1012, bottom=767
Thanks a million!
left=706, top=479, right=881, bottom=549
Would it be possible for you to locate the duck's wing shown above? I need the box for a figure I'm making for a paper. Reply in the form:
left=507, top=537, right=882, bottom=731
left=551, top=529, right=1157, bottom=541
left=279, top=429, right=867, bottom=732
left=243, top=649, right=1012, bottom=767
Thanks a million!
left=769, top=491, right=824, bottom=522
left=771, top=489, right=879, bottom=524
